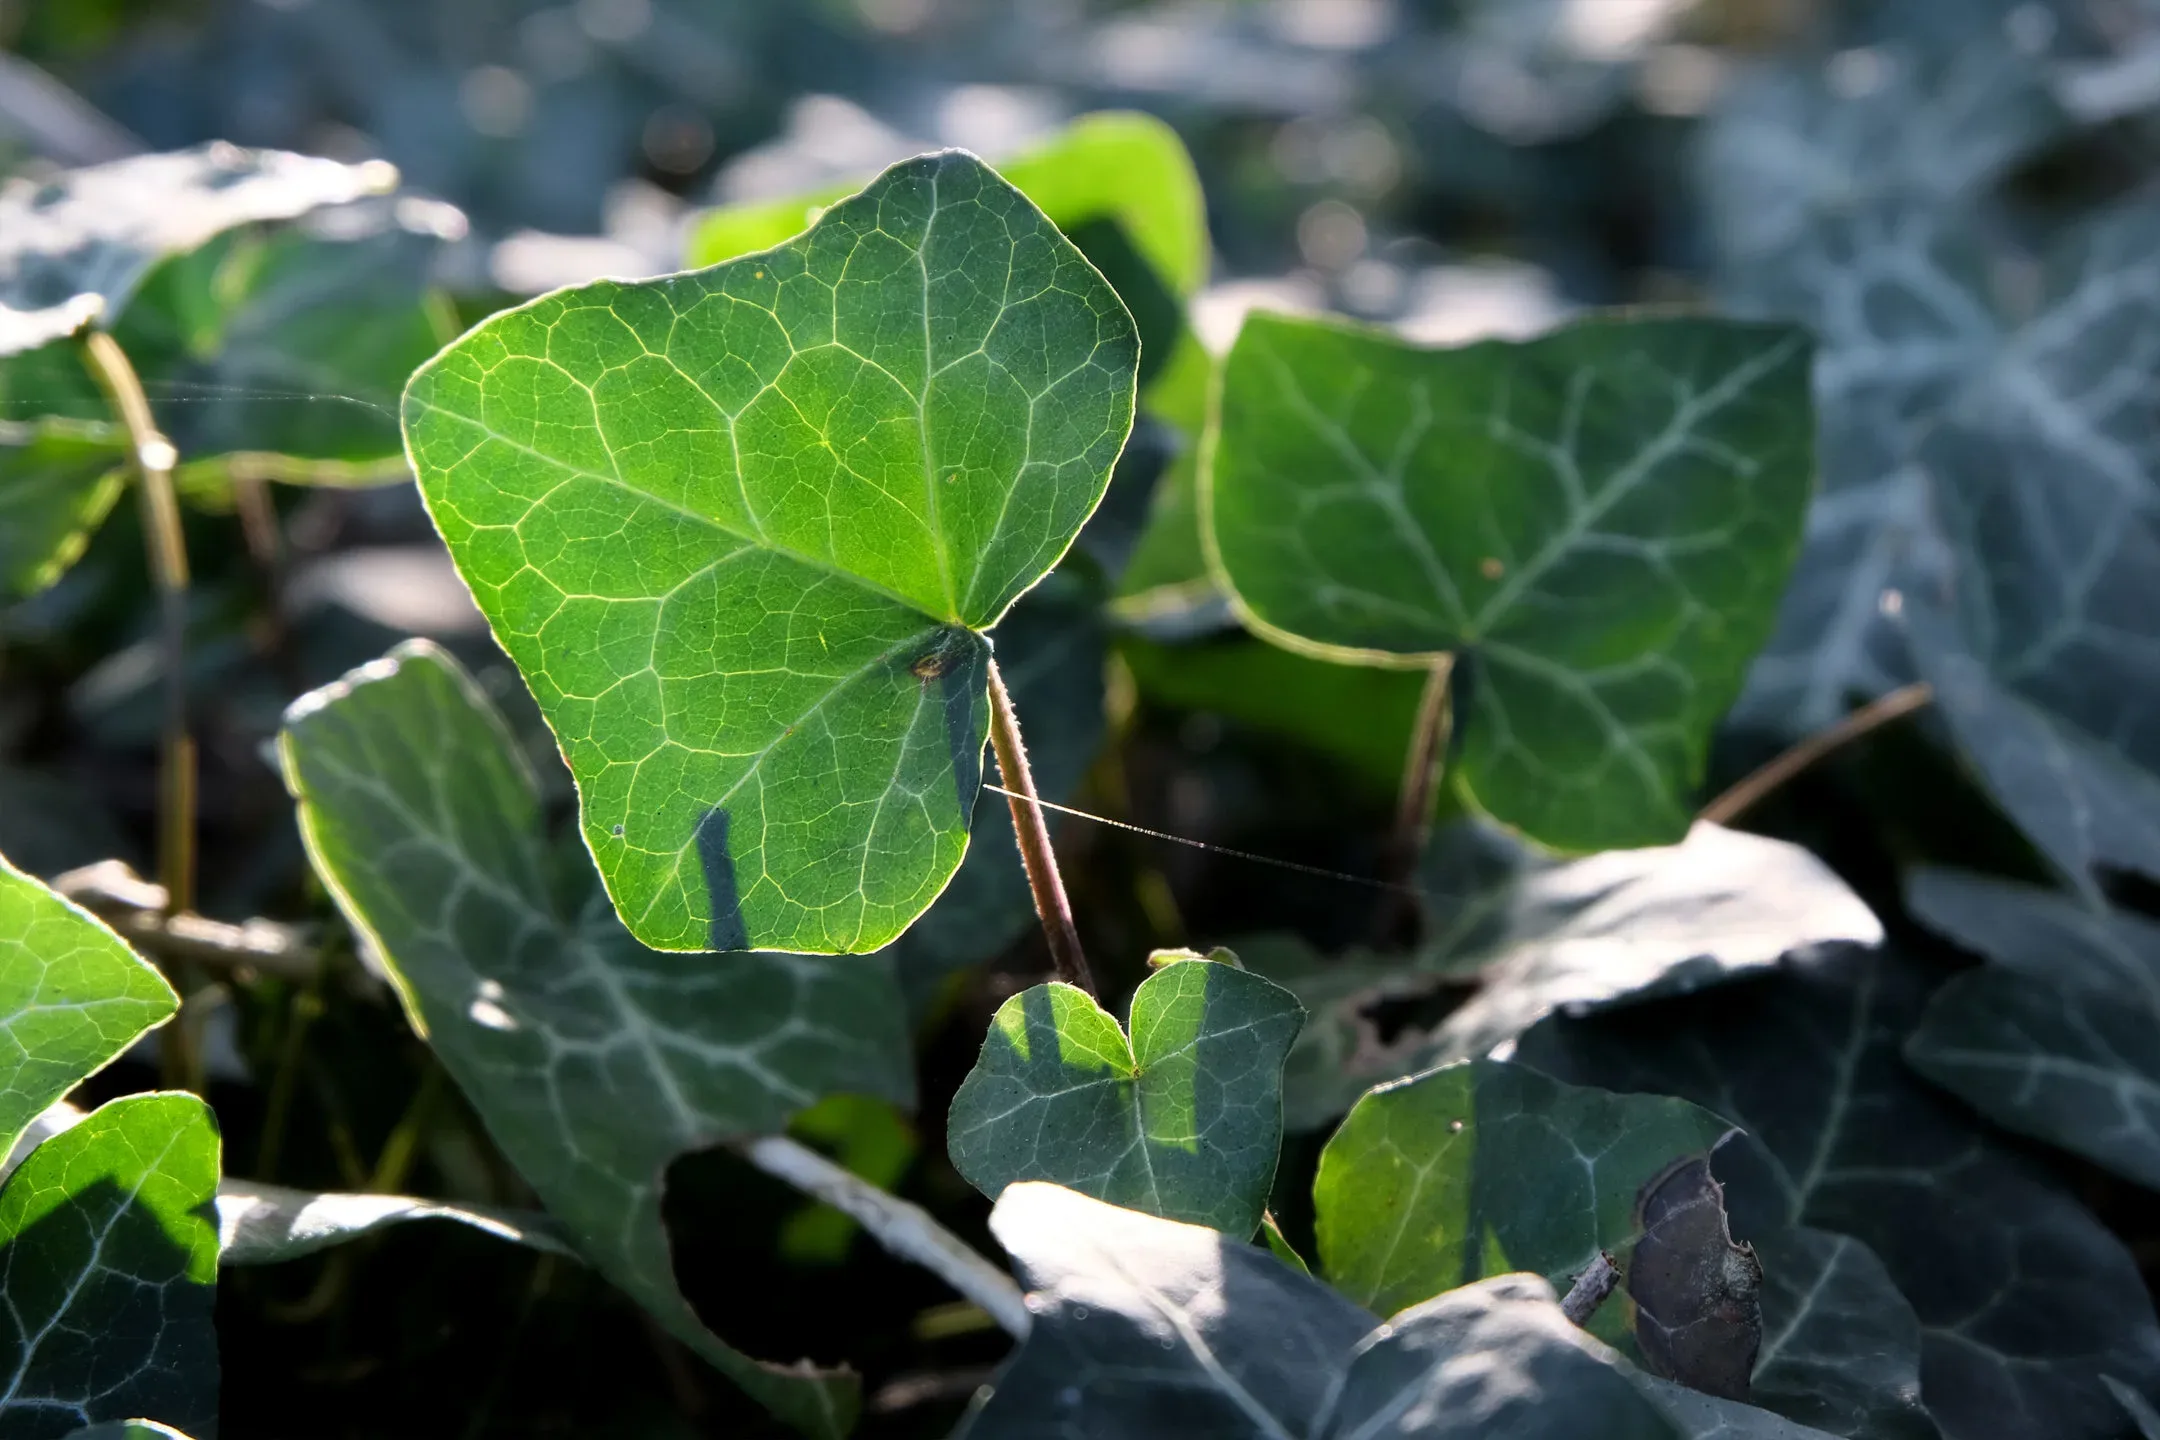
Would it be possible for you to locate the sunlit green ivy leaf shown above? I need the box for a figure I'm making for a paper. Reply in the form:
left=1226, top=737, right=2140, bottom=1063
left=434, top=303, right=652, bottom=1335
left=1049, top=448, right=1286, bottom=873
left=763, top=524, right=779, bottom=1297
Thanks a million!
left=65, top=1423, right=196, bottom=1440
left=1903, top=869, right=2160, bottom=1189
left=1247, top=822, right=1881, bottom=1130
left=0, top=1092, right=220, bottom=1440
left=1311, top=1058, right=1733, bottom=1356
left=970, top=1181, right=1685, bottom=1439
left=279, top=640, right=915, bottom=1436
left=1748, top=1227, right=1936, bottom=1440
left=403, top=150, right=1138, bottom=954
left=0, top=144, right=397, bottom=359
left=1203, top=312, right=1812, bottom=850
left=947, top=959, right=1301, bottom=1235
left=0, top=419, right=125, bottom=599
left=215, top=1179, right=574, bottom=1266
left=688, top=111, right=1205, bottom=394
left=1519, top=947, right=2160, bottom=1440
left=0, top=849, right=177, bottom=1163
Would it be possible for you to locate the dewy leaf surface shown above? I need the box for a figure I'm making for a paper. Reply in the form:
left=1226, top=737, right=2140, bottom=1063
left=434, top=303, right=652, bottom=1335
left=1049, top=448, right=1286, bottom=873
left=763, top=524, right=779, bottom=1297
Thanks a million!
left=0, top=144, right=396, bottom=358
left=0, top=421, right=126, bottom=600
left=402, top=149, right=1139, bottom=953
left=278, top=641, right=914, bottom=1437
left=969, top=1182, right=1686, bottom=1440
left=0, top=851, right=177, bottom=1164
left=1249, top=822, right=1881, bottom=1130
left=1518, top=946, right=2160, bottom=1440
left=946, top=960, right=1302, bottom=1235
left=0, top=1092, right=220, bottom=1440
left=1310, top=1058, right=1734, bottom=1356
left=1203, top=312, right=1812, bottom=850
left=1904, top=869, right=2160, bottom=1190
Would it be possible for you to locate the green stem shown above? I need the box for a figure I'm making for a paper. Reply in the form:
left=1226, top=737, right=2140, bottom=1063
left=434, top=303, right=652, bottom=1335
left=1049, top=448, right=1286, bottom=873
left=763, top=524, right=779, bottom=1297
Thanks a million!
left=78, top=329, right=195, bottom=916
left=986, top=657, right=1094, bottom=994
left=1389, top=655, right=1455, bottom=876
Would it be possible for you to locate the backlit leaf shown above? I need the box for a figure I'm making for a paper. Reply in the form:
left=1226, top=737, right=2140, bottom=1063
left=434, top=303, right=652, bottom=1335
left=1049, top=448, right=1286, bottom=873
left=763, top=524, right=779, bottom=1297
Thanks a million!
left=402, top=150, right=1139, bottom=953
left=0, top=850, right=176, bottom=1164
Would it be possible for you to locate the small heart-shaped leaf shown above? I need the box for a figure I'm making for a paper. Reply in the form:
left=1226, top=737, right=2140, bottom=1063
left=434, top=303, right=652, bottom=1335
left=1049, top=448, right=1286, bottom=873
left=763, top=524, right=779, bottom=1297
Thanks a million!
left=947, top=958, right=1302, bottom=1235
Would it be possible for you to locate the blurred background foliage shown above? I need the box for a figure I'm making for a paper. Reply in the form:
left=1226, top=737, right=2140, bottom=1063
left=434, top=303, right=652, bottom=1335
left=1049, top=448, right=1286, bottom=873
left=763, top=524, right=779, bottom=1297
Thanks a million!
left=11, top=0, right=2160, bottom=1435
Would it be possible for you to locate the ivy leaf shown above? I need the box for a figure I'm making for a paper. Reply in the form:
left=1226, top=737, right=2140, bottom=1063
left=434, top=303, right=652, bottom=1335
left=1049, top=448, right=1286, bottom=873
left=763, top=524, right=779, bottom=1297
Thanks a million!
left=279, top=640, right=915, bottom=1436
left=65, top=1425, right=197, bottom=1440
left=968, top=1181, right=1687, bottom=1439
left=1749, top=1227, right=1936, bottom=1440
left=215, top=1180, right=574, bottom=1266
left=1202, top=312, right=1812, bottom=851
left=0, top=850, right=177, bottom=1162
left=946, top=959, right=1303, bottom=1235
left=1518, top=947, right=2160, bottom=1440
left=124, top=208, right=459, bottom=474
left=1906, top=415, right=2160, bottom=891
left=1118, top=633, right=1430, bottom=793
left=403, top=150, right=1139, bottom=954
left=0, top=419, right=126, bottom=600
left=1322, top=1273, right=1685, bottom=1440
left=1698, top=33, right=2066, bottom=729
left=967, top=1180, right=1377, bottom=1437
left=1248, top=822, right=1881, bottom=1130
left=1309, top=1058, right=1735, bottom=1358
left=0, top=144, right=397, bottom=358
left=689, top=111, right=1205, bottom=396
left=0, top=1092, right=221, bottom=1440
left=1903, top=869, right=2160, bottom=1189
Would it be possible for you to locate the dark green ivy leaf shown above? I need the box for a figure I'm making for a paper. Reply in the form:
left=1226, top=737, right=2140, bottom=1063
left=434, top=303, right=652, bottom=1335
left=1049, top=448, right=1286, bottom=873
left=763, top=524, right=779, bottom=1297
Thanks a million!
left=947, top=959, right=1302, bottom=1235
left=0, top=1093, right=220, bottom=1440
left=1519, top=947, right=2160, bottom=1440
left=1904, top=869, right=2160, bottom=1190
left=1203, top=311, right=1813, bottom=851
left=279, top=641, right=915, bottom=1437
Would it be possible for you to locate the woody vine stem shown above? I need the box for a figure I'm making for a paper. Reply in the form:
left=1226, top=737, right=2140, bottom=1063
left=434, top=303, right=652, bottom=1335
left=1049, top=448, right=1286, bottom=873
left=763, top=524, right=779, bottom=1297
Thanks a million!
left=985, top=657, right=1095, bottom=995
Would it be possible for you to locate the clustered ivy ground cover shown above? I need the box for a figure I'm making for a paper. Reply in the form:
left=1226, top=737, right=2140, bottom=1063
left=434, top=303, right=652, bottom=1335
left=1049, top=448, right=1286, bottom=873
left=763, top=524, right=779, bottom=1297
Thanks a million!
left=10, top=9, right=2160, bottom=1440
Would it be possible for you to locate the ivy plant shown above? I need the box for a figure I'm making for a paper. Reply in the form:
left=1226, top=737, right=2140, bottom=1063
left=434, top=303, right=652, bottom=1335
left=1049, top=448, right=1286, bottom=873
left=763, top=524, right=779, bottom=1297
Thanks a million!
left=14, top=23, right=2160, bottom=1435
